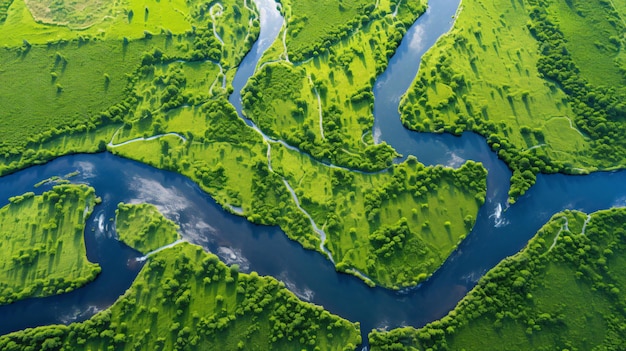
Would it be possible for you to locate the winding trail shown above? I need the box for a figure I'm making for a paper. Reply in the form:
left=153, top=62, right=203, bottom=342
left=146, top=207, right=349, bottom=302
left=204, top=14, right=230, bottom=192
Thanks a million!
left=525, top=143, right=547, bottom=152
left=210, top=4, right=225, bottom=46
left=307, top=75, right=325, bottom=140
left=548, top=116, right=588, bottom=138
left=108, top=128, right=187, bottom=148
left=135, top=239, right=186, bottom=262
left=392, top=0, right=403, bottom=17
left=280, top=22, right=290, bottom=62
left=547, top=216, right=569, bottom=252
left=209, top=3, right=227, bottom=92
left=263, top=136, right=334, bottom=261
left=581, top=214, right=592, bottom=235
left=361, top=131, right=371, bottom=146
left=282, top=179, right=335, bottom=262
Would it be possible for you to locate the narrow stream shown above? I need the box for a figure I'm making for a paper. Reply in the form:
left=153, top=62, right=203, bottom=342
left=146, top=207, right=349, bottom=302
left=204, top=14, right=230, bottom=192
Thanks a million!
left=1, top=0, right=626, bottom=349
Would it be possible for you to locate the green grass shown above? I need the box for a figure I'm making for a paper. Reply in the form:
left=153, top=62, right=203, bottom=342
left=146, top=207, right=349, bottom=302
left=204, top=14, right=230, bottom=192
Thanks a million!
left=115, top=203, right=180, bottom=254
left=109, top=98, right=325, bottom=251
left=0, top=0, right=257, bottom=167
left=1, top=0, right=193, bottom=46
left=272, top=145, right=486, bottom=289
left=103, top=14, right=489, bottom=287
left=400, top=0, right=626, bottom=201
left=0, top=40, right=143, bottom=152
left=0, top=241, right=362, bottom=351
left=244, top=0, right=426, bottom=171
left=0, top=184, right=100, bottom=305
left=107, top=86, right=487, bottom=289
left=278, top=0, right=374, bottom=61
left=545, top=0, right=626, bottom=89
left=370, top=208, right=626, bottom=350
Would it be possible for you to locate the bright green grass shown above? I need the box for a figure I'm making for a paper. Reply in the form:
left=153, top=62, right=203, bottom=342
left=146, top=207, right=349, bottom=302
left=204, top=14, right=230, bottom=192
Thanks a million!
left=0, top=184, right=100, bottom=305
left=115, top=203, right=180, bottom=254
left=272, top=144, right=486, bottom=289
left=400, top=0, right=626, bottom=201
left=244, top=0, right=425, bottom=171
left=278, top=0, right=377, bottom=61
left=0, top=123, right=119, bottom=177
left=546, top=0, right=626, bottom=90
left=369, top=208, right=626, bottom=350
left=2, top=0, right=192, bottom=46
left=109, top=98, right=324, bottom=251
left=401, top=0, right=578, bottom=151
left=0, top=34, right=192, bottom=154
left=612, top=0, right=626, bottom=19
left=211, top=0, right=260, bottom=73
left=107, top=90, right=487, bottom=289
left=0, top=0, right=13, bottom=24
left=106, top=36, right=489, bottom=288
left=0, top=241, right=362, bottom=351
left=0, top=41, right=133, bottom=152
left=0, top=0, right=256, bottom=167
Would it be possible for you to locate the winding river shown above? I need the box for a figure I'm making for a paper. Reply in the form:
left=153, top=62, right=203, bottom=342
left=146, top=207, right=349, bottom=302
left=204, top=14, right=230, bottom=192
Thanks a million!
left=2, top=0, right=626, bottom=348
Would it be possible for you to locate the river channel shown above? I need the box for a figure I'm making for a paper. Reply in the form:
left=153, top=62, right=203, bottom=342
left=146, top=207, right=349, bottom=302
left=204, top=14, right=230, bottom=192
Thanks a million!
left=1, top=0, right=626, bottom=347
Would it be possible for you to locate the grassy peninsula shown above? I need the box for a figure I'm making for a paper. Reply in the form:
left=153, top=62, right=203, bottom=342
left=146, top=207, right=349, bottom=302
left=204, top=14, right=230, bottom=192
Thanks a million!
left=400, top=0, right=626, bottom=201
left=370, top=207, right=626, bottom=350
left=0, top=206, right=361, bottom=351
left=0, top=185, right=100, bottom=305
left=115, top=203, right=180, bottom=255
left=243, top=0, right=427, bottom=171
left=108, top=90, right=487, bottom=289
left=272, top=145, right=486, bottom=288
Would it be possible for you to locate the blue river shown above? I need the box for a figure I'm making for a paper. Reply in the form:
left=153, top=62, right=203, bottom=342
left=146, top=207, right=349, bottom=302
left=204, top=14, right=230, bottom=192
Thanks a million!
left=1, top=0, right=626, bottom=347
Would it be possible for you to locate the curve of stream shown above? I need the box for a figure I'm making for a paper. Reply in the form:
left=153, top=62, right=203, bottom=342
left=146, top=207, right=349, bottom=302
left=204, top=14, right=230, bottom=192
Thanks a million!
left=2, top=0, right=626, bottom=349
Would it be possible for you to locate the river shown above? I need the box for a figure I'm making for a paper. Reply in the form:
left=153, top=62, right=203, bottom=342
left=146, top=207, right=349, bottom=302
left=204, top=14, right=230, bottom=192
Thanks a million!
left=1, top=0, right=626, bottom=348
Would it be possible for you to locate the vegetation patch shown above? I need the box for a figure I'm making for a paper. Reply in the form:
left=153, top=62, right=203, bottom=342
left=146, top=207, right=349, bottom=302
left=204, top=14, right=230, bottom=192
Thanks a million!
left=0, top=184, right=100, bottom=305
left=115, top=203, right=181, bottom=255
left=400, top=0, right=626, bottom=202
left=272, top=145, right=486, bottom=289
left=370, top=207, right=626, bottom=350
left=24, top=0, right=112, bottom=28
left=0, top=0, right=258, bottom=174
left=244, top=0, right=426, bottom=171
left=0, top=241, right=362, bottom=350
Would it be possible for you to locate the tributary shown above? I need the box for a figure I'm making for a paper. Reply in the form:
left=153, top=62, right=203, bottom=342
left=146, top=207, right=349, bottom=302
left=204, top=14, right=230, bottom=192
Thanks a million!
left=1, top=0, right=626, bottom=348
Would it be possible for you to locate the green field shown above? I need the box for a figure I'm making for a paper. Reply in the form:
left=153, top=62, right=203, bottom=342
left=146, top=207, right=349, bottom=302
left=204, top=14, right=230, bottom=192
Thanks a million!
left=399, top=0, right=626, bottom=201
left=0, top=185, right=100, bottom=305
left=106, top=85, right=487, bottom=288
left=115, top=203, right=181, bottom=255
left=0, top=0, right=257, bottom=174
left=272, top=145, right=486, bottom=288
left=370, top=207, right=626, bottom=350
left=0, top=0, right=489, bottom=291
left=0, top=229, right=361, bottom=350
left=243, top=0, right=426, bottom=171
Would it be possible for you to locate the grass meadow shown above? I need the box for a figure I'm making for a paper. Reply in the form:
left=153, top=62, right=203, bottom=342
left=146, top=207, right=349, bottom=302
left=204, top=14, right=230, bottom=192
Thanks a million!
left=0, top=185, right=100, bottom=305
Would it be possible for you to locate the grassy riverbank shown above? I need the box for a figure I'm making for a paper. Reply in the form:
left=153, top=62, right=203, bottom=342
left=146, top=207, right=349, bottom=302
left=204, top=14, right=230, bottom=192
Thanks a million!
left=370, top=207, right=626, bottom=350
left=115, top=203, right=180, bottom=255
left=0, top=0, right=489, bottom=291
left=108, top=92, right=487, bottom=289
left=0, top=185, right=100, bottom=305
left=272, top=145, right=486, bottom=288
left=400, top=0, right=626, bottom=202
left=0, top=226, right=361, bottom=350
left=242, top=0, right=426, bottom=171
left=0, top=0, right=258, bottom=176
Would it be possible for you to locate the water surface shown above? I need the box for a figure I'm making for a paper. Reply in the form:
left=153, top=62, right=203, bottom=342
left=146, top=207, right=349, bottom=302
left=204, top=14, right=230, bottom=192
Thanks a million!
left=1, top=0, right=626, bottom=348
